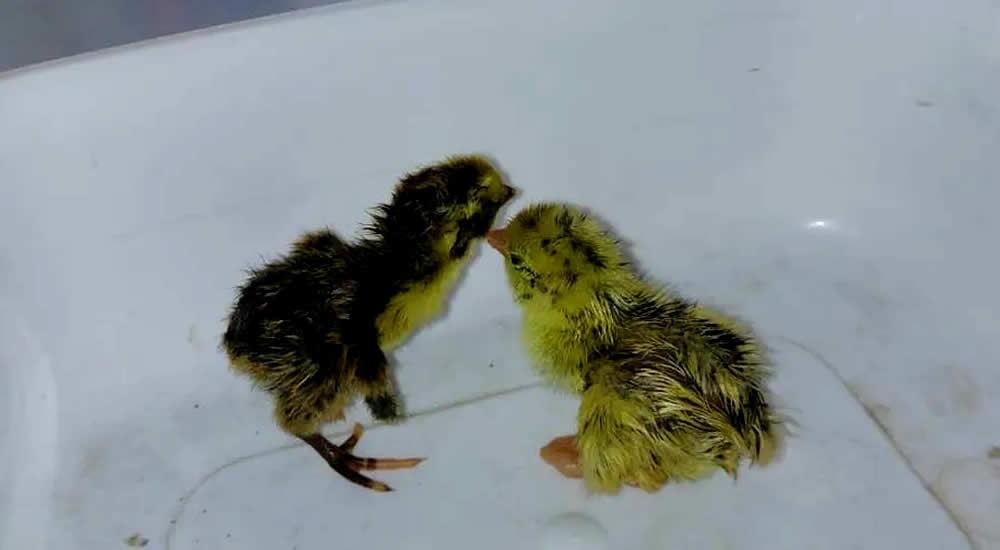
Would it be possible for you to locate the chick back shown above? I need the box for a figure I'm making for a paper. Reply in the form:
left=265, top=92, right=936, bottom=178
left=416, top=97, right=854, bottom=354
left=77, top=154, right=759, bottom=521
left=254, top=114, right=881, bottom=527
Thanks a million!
left=222, top=229, right=371, bottom=402
left=637, top=299, right=771, bottom=445
left=577, top=288, right=779, bottom=490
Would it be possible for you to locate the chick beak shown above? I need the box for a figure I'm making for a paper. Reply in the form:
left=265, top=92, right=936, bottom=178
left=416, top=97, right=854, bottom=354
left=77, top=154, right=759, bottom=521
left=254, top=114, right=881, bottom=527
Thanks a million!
left=501, top=184, right=516, bottom=203
left=486, top=228, right=508, bottom=254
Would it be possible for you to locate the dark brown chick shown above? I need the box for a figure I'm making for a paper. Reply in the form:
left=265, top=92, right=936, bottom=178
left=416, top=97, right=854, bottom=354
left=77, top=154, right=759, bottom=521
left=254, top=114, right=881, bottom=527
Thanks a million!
left=222, top=155, right=515, bottom=492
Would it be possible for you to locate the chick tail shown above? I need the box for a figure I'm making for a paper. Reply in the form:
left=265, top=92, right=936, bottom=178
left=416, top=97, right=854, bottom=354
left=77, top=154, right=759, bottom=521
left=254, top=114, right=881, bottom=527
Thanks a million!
left=751, top=416, right=784, bottom=467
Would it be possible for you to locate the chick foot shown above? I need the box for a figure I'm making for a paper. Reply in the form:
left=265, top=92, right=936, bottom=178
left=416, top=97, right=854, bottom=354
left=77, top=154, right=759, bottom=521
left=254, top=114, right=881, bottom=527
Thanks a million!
left=539, top=434, right=639, bottom=487
left=300, top=423, right=425, bottom=492
left=539, top=434, right=583, bottom=478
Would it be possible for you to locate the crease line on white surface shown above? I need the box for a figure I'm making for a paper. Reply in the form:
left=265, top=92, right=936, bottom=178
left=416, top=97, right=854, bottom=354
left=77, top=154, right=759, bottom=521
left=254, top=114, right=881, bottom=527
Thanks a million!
left=778, top=337, right=978, bottom=550
left=163, top=380, right=542, bottom=549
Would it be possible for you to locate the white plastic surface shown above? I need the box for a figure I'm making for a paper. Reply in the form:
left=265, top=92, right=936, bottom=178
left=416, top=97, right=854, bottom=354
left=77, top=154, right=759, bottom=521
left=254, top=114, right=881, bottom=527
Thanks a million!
left=2, top=0, right=998, bottom=549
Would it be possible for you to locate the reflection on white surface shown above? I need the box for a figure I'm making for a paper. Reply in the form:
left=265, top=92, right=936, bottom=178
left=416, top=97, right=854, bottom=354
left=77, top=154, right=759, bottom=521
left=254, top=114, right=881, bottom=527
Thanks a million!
left=1, top=0, right=999, bottom=548
left=807, top=219, right=830, bottom=229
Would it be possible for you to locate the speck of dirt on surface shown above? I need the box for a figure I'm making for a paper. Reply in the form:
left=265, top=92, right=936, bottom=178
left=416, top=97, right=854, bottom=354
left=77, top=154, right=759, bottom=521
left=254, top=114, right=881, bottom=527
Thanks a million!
left=748, top=67, right=761, bottom=72
left=988, top=446, right=1000, bottom=459
left=202, top=508, right=207, bottom=514
left=916, top=98, right=934, bottom=107
left=194, top=403, right=200, bottom=409
left=124, top=534, right=149, bottom=547
left=489, top=361, right=495, bottom=368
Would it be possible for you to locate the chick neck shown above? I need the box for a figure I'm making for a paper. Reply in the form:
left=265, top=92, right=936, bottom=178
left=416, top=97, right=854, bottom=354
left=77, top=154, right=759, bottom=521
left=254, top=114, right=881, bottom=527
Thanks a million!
left=358, top=227, right=459, bottom=287
left=521, top=269, right=644, bottom=392
left=562, top=274, right=643, bottom=335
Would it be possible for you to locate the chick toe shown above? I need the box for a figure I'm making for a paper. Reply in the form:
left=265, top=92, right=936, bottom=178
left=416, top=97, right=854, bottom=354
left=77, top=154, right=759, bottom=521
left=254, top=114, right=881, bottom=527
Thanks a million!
left=340, top=422, right=364, bottom=452
left=300, top=433, right=393, bottom=491
left=298, top=428, right=423, bottom=492
left=349, top=456, right=426, bottom=471
left=323, top=425, right=425, bottom=471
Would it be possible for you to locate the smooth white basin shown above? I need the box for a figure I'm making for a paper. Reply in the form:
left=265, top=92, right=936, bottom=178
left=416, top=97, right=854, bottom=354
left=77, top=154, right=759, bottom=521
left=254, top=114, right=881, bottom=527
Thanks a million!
left=2, top=0, right=998, bottom=548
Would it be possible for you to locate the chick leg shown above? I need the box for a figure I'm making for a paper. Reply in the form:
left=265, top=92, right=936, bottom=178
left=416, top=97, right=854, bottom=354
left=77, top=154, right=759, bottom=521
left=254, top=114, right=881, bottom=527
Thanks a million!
left=299, top=424, right=424, bottom=493
left=355, top=345, right=404, bottom=423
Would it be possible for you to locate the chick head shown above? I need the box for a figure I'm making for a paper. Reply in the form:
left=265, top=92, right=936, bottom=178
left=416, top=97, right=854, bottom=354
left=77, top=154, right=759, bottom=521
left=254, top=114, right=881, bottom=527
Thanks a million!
left=381, top=155, right=516, bottom=258
left=487, top=203, right=628, bottom=305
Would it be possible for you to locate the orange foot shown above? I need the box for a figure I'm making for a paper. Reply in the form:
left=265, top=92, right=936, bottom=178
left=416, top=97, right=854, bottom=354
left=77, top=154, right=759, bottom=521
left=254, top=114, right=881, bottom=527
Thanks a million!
left=540, top=434, right=583, bottom=478
left=539, top=434, right=639, bottom=487
left=300, top=423, right=424, bottom=492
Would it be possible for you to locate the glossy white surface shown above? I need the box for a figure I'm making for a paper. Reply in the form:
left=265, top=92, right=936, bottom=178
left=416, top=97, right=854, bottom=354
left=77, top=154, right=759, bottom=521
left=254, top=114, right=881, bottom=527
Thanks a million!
left=2, top=0, right=998, bottom=548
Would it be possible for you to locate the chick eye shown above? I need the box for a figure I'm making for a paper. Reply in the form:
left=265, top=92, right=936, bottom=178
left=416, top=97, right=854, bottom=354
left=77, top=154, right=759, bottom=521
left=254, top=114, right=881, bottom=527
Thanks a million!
left=509, top=254, right=524, bottom=267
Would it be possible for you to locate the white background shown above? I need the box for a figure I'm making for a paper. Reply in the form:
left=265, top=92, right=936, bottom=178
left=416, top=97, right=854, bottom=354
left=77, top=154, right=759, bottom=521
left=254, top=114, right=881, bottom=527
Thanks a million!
left=2, top=0, right=998, bottom=548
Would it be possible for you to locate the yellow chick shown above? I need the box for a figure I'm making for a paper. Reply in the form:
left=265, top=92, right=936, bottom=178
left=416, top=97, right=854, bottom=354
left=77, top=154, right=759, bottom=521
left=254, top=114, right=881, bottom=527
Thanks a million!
left=223, top=155, right=515, bottom=492
left=486, top=203, right=779, bottom=493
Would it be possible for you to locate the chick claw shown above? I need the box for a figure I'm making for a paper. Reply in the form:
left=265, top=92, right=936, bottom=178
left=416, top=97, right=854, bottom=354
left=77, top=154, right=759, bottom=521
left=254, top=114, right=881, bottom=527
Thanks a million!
left=301, top=423, right=425, bottom=492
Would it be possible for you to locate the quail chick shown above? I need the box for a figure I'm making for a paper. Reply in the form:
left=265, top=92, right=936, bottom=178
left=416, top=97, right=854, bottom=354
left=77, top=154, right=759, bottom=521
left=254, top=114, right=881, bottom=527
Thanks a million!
left=223, top=155, right=515, bottom=492
left=486, top=203, right=779, bottom=493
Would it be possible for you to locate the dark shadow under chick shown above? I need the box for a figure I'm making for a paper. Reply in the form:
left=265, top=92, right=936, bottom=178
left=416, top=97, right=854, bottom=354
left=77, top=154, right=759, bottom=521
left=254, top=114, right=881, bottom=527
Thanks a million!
left=222, top=155, right=515, bottom=492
